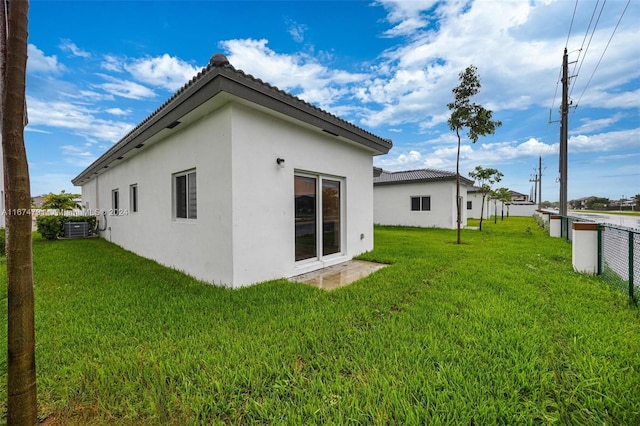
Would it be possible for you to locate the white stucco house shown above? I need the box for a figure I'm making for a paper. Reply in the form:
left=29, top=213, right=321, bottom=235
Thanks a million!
left=467, top=186, right=492, bottom=220
left=373, top=168, right=474, bottom=229
left=72, top=54, right=392, bottom=288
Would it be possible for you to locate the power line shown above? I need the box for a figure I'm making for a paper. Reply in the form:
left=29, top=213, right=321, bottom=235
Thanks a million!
left=565, top=0, right=579, bottom=49
left=574, top=0, right=630, bottom=110
left=570, top=0, right=601, bottom=84
left=570, top=0, right=606, bottom=98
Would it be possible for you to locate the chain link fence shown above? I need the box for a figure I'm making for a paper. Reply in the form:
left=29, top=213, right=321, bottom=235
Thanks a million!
left=598, top=224, right=639, bottom=301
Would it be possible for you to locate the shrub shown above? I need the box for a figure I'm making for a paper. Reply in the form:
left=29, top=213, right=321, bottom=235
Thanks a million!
left=36, top=215, right=63, bottom=240
left=0, top=228, right=5, bottom=257
left=36, top=215, right=98, bottom=240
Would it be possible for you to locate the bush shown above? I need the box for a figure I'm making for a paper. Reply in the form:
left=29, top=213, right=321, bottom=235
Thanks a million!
left=36, top=215, right=97, bottom=240
left=0, top=228, right=5, bottom=257
left=36, top=216, right=63, bottom=240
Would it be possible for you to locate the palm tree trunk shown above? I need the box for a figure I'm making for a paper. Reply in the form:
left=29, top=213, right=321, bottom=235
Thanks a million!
left=2, top=1, right=38, bottom=424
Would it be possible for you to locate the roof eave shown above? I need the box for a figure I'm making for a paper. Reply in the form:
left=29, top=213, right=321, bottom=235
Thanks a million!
left=73, top=66, right=392, bottom=186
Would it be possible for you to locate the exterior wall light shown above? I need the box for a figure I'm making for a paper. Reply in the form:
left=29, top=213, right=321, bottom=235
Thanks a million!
left=276, top=157, right=285, bottom=168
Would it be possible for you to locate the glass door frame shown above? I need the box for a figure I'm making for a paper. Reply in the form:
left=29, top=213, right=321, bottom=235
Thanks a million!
left=294, top=171, right=345, bottom=265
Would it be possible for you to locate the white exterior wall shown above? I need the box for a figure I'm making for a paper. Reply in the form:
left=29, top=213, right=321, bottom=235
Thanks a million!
left=81, top=102, right=377, bottom=288
left=373, top=181, right=467, bottom=229
left=506, top=203, right=537, bottom=217
left=230, top=104, right=374, bottom=284
left=467, top=192, right=491, bottom=220
left=82, top=107, right=235, bottom=285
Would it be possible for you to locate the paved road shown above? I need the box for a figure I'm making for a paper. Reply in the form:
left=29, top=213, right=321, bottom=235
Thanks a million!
left=570, top=211, right=640, bottom=230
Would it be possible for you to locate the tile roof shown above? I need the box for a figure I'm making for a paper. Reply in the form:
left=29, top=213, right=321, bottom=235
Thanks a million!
left=374, top=168, right=474, bottom=186
left=72, top=53, right=392, bottom=186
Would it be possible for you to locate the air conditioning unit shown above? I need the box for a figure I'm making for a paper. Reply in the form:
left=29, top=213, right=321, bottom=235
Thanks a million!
left=64, top=222, right=90, bottom=238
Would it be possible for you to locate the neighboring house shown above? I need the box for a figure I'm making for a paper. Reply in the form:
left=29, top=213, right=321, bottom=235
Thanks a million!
left=72, top=54, right=392, bottom=288
left=508, top=190, right=529, bottom=202
left=373, top=169, right=474, bottom=229
left=467, top=186, right=491, bottom=220
left=31, top=195, right=46, bottom=208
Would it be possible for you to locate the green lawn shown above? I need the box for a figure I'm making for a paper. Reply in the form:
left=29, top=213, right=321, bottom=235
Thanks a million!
left=1, top=217, right=639, bottom=424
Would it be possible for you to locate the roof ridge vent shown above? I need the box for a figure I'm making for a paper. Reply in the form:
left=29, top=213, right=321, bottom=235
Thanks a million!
left=209, top=53, right=230, bottom=67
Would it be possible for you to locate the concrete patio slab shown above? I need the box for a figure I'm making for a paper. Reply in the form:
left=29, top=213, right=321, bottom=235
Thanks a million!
left=289, top=260, right=388, bottom=290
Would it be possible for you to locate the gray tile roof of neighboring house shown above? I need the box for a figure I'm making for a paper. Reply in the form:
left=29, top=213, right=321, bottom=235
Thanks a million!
left=72, top=53, right=392, bottom=186
left=374, top=168, right=474, bottom=186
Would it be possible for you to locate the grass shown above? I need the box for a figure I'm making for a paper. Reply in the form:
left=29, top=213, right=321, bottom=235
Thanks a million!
left=1, top=217, right=639, bottom=424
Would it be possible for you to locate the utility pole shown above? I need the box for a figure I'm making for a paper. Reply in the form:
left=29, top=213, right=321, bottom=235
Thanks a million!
left=529, top=173, right=538, bottom=203
left=538, top=155, right=543, bottom=210
left=559, top=48, right=569, bottom=216
left=529, top=156, right=544, bottom=208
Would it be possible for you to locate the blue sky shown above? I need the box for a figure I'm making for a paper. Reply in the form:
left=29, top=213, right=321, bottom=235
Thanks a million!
left=25, top=0, right=639, bottom=201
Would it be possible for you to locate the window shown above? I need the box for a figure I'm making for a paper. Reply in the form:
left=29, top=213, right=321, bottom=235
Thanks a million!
left=112, top=189, right=119, bottom=212
left=410, top=196, right=430, bottom=211
left=174, top=170, right=197, bottom=219
left=295, top=174, right=343, bottom=262
left=467, top=200, right=472, bottom=210
left=130, top=184, right=138, bottom=213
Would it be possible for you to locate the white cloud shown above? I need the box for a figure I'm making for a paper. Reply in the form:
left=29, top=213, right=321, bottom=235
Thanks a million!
left=27, top=44, right=65, bottom=74
left=359, top=0, right=640, bottom=133
left=60, top=39, right=91, bottom=58
left=104, top=107, right=131, bottom=116
left=286, top=19, right=307, bottom=43
left=220, top=38, right=370, bottom=109
left=569, top=128, right=640, bottom=153
left=26, top=97, right=134, bottom=143
left=95, top=74, right=156, bottom=100
left=570, top=113, right=625, bottom=135
left=377, top=136, right=559, bottom=173
left=101, top=55, right=123, bottom=72
left=124, top=54, right=201, bottom=91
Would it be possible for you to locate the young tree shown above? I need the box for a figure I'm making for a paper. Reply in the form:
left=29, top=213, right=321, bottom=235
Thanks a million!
left=448, top=65, right=502, bottom=244
left=1, top=0, right=37, bottom=423
left=495, top=187, right=511, bottom=221
left=468, top=165, right=502, bottom=231
left=41, top=189, right=81, bottom=214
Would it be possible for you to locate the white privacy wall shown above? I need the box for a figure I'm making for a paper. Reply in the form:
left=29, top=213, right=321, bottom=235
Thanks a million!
left=373, top=180, right=467, bottom=229
left=81, top=101, right=377, bottom=288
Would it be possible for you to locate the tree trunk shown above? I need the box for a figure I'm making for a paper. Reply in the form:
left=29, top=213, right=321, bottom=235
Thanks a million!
left=479, top=195, right=485, bottom=231
left=455, top=128, right=461, bottom=244
left=2, top=0, right=38, bottom=424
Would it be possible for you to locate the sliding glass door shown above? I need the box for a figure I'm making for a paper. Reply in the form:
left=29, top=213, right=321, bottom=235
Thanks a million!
left=294, top=176, right=317, bottom=261
left=295, top=174, right=342, bottom=262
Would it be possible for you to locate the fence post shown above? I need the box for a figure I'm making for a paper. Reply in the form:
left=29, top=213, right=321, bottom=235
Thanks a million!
left=597, top=224, right=602, bottom=275
left=572, top=222, right=598, bottom=274
left=549, top=215, right=561, bottom=237
left=630, top=230, right=635, bottom=300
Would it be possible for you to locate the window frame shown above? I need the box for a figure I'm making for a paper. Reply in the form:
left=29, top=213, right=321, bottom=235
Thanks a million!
left=173, top=169, right=197, bottom=220
left=112, top=189, right=119, bottom=214
left=410, top=195, right=431, bottom=211
left=130, top=184, right=138, bottom=213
